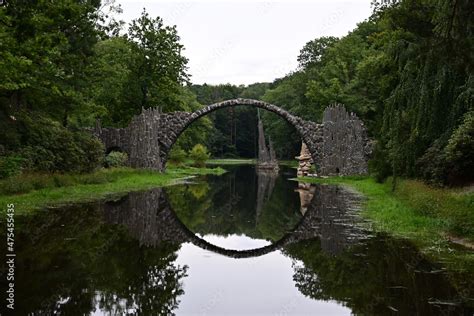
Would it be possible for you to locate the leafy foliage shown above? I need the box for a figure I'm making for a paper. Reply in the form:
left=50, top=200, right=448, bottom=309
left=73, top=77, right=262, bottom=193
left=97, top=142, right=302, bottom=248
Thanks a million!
left=168, top=145, right=187, bottom=165
left=0, top=3, right=196, bottom=174
left=5, top=114, right=104, bottom=173
left=189, top=144, right=210, bottom=167
left=444, top=110, right=474, bottom=183
left=104, top=151, right=128, bottom=168
left=260, top=0, right=473, bottom=185
left=0, top=155, right=24, bottom=179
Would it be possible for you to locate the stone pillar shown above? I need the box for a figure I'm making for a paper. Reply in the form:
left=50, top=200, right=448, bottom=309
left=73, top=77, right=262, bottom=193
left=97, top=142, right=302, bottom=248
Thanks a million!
left=128, top=108, right=162, bottom=170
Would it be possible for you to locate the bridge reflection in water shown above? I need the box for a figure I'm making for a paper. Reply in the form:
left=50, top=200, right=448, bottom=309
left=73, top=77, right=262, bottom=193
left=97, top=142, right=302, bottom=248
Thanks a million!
left=102, top=182, right=369, bottom=258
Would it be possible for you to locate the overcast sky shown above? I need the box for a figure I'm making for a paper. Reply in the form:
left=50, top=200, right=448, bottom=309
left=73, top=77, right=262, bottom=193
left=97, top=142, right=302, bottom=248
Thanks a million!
left=117, top=0, right=374, bottom=85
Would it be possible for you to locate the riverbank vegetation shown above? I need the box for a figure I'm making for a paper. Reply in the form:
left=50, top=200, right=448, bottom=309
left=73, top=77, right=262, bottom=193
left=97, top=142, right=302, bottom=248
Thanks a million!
left=0, top=166, right=225, bottom=214
left=298, top=176, right=474, bottom=247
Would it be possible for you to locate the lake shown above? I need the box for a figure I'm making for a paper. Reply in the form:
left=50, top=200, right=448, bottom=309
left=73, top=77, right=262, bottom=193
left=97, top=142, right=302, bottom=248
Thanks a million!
left=2, top=165, right=473, bottom=315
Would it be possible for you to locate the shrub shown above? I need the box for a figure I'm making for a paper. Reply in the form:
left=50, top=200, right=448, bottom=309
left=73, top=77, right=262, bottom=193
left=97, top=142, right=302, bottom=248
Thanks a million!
left=169, top=145, right=187, bottom=165
left=105, top=151, right=128, bottom=168
left=416, top=111, right=474, bottom=186
left=0, top=178, right=34, bottom=195
left=52, top=174, right=76, bottom=187
left=15, top=114, right=104, bottom=173
left=444, top=111, right=474, bottom=184
left=369, top=142, right=392, bottom=183
left=189, top=144, right=210, bottom=167
left=416, top=140, right=448, bottom=186
left=0, top=155, right=24, bottom=179
left=74, top=132, right=104, bottom=173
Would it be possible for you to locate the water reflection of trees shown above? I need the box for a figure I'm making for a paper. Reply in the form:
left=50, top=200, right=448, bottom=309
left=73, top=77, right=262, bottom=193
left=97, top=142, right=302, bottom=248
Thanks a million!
left=166, top=166, right=302, bottom=242
left=284, top=236, right=473, bottom=315
left=7, top=204, right=187, bottom=315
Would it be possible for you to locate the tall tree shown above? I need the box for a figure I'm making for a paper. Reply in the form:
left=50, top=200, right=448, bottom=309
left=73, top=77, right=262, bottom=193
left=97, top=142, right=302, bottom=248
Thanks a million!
left=0, top=0, right=103, bottom=125
left=126, top=9, right=188, bottom=111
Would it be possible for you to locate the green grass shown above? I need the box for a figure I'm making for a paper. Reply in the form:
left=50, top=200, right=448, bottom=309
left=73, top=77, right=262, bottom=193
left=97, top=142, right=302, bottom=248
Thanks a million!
left=0, top=166, right=225, bottom=214
left=297, top=176, right=474, bottom=244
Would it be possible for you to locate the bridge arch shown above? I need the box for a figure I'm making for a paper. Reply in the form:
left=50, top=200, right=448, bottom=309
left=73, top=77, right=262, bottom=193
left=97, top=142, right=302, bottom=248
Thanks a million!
left=158, top=98, right=323, bottom=170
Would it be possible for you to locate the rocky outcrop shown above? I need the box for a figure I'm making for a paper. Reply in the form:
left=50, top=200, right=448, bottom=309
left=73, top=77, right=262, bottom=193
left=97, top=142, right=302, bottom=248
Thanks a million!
left=256, top=116, right=279, bottom=171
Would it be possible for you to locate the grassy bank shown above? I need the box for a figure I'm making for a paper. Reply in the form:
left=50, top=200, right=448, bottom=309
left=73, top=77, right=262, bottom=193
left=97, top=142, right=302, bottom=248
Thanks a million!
left=0, top=166, right=225, bottom=214
left=298, top=176, right=474, bottom=246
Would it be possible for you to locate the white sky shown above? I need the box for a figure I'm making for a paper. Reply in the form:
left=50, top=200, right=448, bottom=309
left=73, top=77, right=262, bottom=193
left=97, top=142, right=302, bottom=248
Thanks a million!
left=117, top=0, right=374, bottom=85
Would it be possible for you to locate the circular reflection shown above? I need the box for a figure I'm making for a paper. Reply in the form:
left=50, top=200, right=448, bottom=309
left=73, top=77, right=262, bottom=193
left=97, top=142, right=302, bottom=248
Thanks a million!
left=103, top=164, right=367, bottom=259
left=165, top=165, right=305, bottom=253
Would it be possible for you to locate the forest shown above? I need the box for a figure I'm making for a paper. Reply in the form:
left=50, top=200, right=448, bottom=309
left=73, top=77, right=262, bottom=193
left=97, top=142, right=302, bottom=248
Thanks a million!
left=0, top=0, right=472, bottom=186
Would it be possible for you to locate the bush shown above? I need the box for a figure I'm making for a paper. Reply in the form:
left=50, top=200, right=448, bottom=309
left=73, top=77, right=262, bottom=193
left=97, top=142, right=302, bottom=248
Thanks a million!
left=14, top=114, right=104, bottom=173
left=0, top=173, right=56, bottom=195
left=74, top=132, right=105, bottom=173
left=0, top=155, right=24, bottom=179
left=189, top=144, right=210, bottom=167
left=368, top=141, right=392, bottom=183
left=417, top=111, right=474, bottom=186
left=416, top=140, right=448, bottom=186
left=444, top=111, right=474, bottom=184
left=104, top=151, right=128, bottom=168
left=169, top=145, right=187, bottom=165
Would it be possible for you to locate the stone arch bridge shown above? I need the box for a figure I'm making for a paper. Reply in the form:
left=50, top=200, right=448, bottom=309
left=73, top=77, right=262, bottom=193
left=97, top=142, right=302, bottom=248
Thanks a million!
left=91, top=98, right=371, bottom=176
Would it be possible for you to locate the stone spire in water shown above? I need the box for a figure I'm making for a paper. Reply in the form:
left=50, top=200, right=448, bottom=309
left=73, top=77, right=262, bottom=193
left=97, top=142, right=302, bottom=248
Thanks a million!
left=257, top=116, right=270, bottom=163
left=256, top=111, right=278, bottom=171
left=269, top=137, right=277, bottom=162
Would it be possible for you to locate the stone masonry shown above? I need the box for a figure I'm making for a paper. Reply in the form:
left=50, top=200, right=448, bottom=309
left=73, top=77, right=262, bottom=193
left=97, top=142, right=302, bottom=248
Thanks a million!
left=91, top=98, right=371, bottom=176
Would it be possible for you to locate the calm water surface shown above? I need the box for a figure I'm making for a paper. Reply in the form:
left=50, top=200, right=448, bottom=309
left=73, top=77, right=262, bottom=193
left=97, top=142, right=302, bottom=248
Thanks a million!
left=1, top=165, right=473, bottom=315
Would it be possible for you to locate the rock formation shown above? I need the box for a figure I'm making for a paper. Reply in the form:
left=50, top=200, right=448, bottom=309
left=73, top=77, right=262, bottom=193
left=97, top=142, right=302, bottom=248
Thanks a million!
left=256, top=116, right=279, bottom=171
left=296, top=142, right=314, bottom=177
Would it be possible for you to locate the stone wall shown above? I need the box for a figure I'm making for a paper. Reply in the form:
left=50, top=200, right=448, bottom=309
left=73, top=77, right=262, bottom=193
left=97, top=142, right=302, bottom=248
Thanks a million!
left=91, top=99, right=371, bottom=175
left=320, top=104, right=371, bottom=175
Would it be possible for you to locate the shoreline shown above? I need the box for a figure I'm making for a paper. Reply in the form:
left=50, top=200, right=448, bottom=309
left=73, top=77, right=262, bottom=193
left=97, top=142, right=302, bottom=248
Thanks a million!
left=294, top=176, right=474, bottom=267
left=0, top=166, right=226, bottom=215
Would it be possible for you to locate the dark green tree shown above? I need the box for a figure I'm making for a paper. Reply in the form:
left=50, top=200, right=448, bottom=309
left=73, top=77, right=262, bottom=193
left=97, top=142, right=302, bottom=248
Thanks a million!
left=126, top=9, right=189, bottom=111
